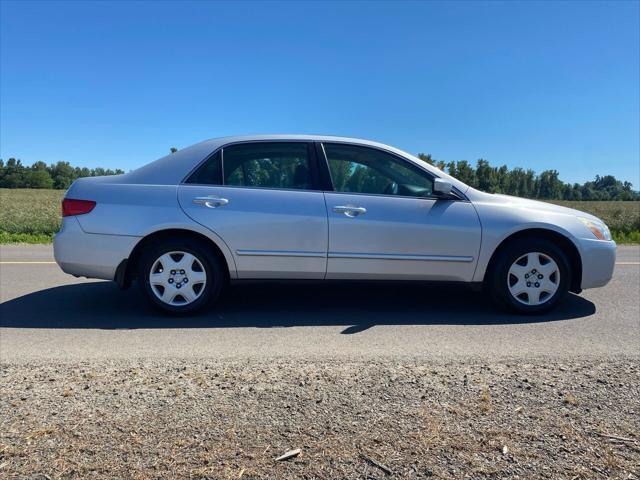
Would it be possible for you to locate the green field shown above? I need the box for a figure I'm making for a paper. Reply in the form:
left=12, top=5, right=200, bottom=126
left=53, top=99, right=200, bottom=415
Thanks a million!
left=0, top=189, right=64, bottom=243
left=0, top=188, right=638, bottom=244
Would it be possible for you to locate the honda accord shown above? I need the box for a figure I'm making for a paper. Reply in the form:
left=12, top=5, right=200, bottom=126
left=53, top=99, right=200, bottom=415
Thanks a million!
left=54, top=135, right=616, bottom=314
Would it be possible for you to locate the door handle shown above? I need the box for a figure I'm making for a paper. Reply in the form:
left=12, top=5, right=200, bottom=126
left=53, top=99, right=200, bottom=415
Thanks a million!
left=193, top=196, right=229, bottom=208
left=333, top=205, right=367, bottom=218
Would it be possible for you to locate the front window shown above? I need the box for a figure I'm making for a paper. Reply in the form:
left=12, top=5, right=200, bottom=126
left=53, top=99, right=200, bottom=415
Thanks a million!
left=323, top=143, right=433, bottom=197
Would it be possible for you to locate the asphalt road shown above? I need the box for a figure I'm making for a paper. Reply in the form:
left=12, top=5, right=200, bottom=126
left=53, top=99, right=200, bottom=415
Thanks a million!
left=1, top=244, right=638, bottom=362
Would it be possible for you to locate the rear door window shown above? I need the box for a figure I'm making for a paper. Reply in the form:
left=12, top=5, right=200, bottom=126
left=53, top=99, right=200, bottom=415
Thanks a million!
left=223, top=142, right=313, bottom=190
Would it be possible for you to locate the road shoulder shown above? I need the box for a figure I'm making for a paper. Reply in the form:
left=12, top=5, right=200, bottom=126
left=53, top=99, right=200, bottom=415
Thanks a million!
left=2, top=358, right=639, bottom=478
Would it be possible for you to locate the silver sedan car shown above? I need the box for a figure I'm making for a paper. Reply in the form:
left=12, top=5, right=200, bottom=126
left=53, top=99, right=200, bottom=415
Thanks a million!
left=54, top=135, right=616, bottom=315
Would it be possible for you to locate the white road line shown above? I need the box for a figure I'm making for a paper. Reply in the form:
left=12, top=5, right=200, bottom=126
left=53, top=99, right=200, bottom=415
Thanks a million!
left=0, top=261, right=57, bottom=264
left=1, top=261, right=639, bottom=266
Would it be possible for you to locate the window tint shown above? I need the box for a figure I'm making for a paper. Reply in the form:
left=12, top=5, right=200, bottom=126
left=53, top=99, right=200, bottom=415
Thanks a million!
left=185, top=150, right=222, bottom=185
left=223, top=142, right=313, bottom=190
left=324, top=144, right=433, bottom=197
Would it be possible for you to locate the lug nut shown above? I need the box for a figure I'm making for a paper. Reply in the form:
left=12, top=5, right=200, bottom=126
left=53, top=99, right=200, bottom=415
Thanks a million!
left=538, top=274, right=543, bottom=279
left=526, top=282, right=531, bottom=287
left=170, top=270, right=176, bottom=275
left=180, top=269, right=185, bottom=274
left=176, top=283, right=182, bottom=289
left=534, top=282, right=540, bottom=287
left=183, top=278, right=188, bottom=283
left=168, top=278, right=174, bottom=284
left=532, top=269, right=537, bottom=274
left=525, top=273, right=529, bottom=278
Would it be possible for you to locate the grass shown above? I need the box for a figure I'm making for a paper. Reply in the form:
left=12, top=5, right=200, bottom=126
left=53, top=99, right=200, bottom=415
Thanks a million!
left=0, top=188, right=638, bottom=244
left=479, top=386, right=493, bottom=413
left=0, top=189, right=64, bottom=244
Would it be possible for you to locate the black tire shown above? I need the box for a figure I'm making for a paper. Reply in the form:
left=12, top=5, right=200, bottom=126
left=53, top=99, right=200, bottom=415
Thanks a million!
left=488, top=237, right=571, bottom=314
left=137, top=238, right=225, bottom=315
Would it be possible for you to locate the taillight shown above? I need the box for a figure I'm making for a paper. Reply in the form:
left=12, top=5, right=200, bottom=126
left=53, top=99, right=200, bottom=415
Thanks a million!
left=62, top=198, right=96, bottom=217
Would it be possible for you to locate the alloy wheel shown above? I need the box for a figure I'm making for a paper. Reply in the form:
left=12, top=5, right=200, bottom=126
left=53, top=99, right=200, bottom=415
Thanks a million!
left=148, top=251, right=207, bottom=306
left=507, top=252, right=560, bottom=306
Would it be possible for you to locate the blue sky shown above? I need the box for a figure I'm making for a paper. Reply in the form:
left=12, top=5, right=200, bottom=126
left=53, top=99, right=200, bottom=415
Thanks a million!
left=1, top=0, right=638, bottom=186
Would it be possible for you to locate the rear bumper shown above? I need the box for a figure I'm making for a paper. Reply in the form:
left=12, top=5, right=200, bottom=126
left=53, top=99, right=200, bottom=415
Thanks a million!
left=579, top=238, right=616, bottom=289
left=53, top=217, right=140, bottom=281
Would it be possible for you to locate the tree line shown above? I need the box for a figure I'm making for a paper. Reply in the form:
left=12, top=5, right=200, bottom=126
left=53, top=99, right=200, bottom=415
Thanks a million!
left=0, top=154, right=637, bottom=200
left=417, top=154, right=638, bottom=201
left=0, top=158, right=124, bottom=190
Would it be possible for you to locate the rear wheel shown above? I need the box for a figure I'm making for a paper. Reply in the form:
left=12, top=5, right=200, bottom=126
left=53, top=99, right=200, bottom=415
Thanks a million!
left=138, top=239, right=224, bottom=314
left=489, top=238, right=571, bottom=314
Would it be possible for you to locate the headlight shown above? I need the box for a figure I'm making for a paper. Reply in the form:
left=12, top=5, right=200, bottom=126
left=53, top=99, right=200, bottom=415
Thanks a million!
left=578, top=217, right=612, bottom=241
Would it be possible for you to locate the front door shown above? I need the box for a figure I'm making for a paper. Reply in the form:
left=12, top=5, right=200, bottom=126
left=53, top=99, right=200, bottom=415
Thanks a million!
left=321, top=143, right=481, bottom=281
left=178, top=141, right=328, bottom=279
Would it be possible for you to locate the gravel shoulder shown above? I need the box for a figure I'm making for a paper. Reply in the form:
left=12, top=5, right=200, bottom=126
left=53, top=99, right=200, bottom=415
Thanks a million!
left=2, top=358, right=639, bottom=479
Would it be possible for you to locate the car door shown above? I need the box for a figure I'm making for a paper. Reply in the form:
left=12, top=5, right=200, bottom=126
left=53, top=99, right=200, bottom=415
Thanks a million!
left=321, top=142, right=481, bottom=281
left=178, top=141, right=328, bottom=279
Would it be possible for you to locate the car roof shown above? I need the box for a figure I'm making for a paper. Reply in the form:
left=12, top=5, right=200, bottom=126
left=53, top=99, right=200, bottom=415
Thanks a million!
left=201, top=134, right=393, bottom=147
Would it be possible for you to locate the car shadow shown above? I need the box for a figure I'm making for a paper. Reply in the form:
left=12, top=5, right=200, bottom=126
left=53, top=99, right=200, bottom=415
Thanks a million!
left=0, top=280, right=596, bottom=333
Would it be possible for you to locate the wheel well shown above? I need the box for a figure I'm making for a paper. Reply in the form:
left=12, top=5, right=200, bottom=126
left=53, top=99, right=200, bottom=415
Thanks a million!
left=485, top=228, right=583, bottom=293
left=122, top=229, right=230, bottom=288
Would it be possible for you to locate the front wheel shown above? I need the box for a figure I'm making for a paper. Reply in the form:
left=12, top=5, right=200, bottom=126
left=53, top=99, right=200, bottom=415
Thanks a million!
left=488, top=238, right=571, bottom=314
left=138, top=239, right=224, bottom=314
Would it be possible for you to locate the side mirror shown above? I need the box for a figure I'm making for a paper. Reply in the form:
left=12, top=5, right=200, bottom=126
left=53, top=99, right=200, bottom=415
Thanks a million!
left=433, top=178, right=453, bottom=196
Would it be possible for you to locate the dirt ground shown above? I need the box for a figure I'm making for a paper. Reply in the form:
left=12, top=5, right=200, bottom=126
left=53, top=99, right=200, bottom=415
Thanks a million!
left=1, top=358, right=639, bottom=479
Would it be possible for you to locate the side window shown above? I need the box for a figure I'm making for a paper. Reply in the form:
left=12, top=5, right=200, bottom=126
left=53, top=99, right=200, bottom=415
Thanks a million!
left=185, top=150, right=222, bottom=185
left=323, top=143, right=433, bottom=197
left=223, top=142, right=313, bottom=190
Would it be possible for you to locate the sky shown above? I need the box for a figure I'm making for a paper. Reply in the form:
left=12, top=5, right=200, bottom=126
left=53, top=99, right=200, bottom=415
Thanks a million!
left=1, top=0, right=639, bottom=186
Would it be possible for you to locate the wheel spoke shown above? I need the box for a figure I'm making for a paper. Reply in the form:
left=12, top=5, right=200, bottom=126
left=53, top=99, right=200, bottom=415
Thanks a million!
left=508, top=263, right=527, bottom=278
left=526, top=252, right=542, bottom=271
left=528, top=289, right=541, bottom=305
left=540, top=277, right=558, bottom=292
left=539, top=262, right=557, bottom=276
left=150, top=272, right=169, bottom=286
left=161, top=287, right=177, bottom=304
left=180, top=286, right=197, bottom=303
left=509, top=280, right=527, bottom=297
left=189, top=270, right=206, bottom=284
left=159, top=253, right=179, bottom=270
left=176, top=253, right=196, bottom=270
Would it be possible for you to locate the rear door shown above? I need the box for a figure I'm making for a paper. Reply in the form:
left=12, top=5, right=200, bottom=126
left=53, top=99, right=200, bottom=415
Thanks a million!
left=321, top=143, right=481, bottom=281
left=178, top=141, right=328, bottom=279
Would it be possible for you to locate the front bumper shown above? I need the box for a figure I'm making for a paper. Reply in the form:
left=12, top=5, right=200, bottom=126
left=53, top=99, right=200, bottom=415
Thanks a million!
left=53, top=217, right=140, bottom=281
left=579, top=238, right=616, bottom=289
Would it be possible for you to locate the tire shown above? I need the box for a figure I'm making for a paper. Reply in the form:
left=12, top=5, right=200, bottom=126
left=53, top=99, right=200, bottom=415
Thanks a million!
left=137, top=238, right=225, bottom=315
left=488, top=237, right=571, bottom=314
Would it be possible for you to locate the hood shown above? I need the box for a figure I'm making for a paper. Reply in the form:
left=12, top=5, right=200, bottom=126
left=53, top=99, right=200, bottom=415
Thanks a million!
left=467, top=189, right=604, bottom=223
